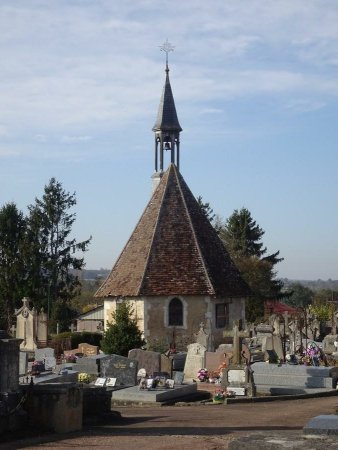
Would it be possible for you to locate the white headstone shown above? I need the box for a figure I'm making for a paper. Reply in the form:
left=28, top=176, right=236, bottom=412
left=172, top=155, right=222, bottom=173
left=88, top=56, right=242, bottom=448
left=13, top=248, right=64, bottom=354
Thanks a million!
left=183, top=343, right=206, bottom=381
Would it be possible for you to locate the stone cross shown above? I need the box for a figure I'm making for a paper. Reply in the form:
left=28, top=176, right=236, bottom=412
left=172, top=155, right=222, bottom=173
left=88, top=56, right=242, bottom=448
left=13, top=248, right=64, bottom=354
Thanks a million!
left=223, top=322, right=250, bottom=366
left=282, top=311, right=289, bottom=336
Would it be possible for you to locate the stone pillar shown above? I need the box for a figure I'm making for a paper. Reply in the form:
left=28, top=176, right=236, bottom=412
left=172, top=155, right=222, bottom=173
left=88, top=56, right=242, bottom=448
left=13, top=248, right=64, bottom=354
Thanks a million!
left=0, top=330, right=22, bottom=393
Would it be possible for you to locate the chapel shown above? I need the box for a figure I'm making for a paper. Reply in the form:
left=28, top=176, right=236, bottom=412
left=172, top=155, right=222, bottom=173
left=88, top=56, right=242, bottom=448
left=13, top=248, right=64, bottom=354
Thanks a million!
left=95, top=50, right=250, bottom=350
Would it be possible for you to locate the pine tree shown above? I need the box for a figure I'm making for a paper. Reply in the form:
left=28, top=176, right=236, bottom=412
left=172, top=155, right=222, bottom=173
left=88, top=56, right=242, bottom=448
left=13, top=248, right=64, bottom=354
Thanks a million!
left=0, top=203, right=26, bottom=330
left=101, top=302, right=145, bottom=356
left=25, top=178, right=91, bottom=331
left=220, top=208, right=284, bottom=322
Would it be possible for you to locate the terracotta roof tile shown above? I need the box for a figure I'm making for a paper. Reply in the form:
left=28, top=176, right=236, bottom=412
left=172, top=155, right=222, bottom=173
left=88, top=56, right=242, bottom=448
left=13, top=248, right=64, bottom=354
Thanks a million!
left=95, top=164, right=250, bottom=298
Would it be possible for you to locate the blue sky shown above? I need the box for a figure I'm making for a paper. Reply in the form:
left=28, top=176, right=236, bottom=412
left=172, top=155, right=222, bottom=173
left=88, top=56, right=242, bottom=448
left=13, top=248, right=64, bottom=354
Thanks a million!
left=1, top=0, right=337, bottom=280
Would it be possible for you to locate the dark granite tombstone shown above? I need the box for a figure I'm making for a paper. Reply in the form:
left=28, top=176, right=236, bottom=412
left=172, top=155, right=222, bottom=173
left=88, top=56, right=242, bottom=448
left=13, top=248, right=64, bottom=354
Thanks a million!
left=170, top=353, right=186, bottom=371
left=75, top=354, right=110, bottom=375
left=128, top=349, right=161, bottom=377
left=100, top=354, right=138, bottom=386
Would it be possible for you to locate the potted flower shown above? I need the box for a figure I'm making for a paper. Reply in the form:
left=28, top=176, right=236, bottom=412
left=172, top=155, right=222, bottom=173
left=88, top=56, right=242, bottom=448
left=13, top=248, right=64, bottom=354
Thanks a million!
left=78, top=372, right=91, bottom=384
left=213, top=389, right=225, bottom=404
left=197, top=368, right=208, bottom=382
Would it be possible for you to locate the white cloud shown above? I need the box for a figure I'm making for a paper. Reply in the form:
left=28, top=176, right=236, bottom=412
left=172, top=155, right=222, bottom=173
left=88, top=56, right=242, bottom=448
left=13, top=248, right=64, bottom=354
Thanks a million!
left=0, top=1, right=338, bottom=145
left=60, top=135, right=92, bottom=143
left=0, top=147, right=20, bottom=157
left=285, top=99, right=326, bottom=113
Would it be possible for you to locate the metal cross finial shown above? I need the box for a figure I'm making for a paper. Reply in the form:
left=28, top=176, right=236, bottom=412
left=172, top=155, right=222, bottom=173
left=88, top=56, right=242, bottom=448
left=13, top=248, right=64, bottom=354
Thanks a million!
left=159, top=38, right=175, bottom=66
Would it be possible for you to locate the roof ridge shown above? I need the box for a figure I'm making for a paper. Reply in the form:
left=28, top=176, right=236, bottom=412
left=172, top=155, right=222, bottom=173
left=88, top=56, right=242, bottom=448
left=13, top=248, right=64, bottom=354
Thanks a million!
left=137, top=168, right=171, bottom=295
left=173, top=166, right=215, bottom=295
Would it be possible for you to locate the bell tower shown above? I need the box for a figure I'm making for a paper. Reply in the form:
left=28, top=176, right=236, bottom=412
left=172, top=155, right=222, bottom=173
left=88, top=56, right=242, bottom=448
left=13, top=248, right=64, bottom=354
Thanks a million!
left=152, top=40, right=182, bottom=191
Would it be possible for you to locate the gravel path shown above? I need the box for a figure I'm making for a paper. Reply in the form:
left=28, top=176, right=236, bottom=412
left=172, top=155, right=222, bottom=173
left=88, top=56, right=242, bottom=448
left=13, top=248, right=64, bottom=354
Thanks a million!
left=2, top=396, right=338, bottom=449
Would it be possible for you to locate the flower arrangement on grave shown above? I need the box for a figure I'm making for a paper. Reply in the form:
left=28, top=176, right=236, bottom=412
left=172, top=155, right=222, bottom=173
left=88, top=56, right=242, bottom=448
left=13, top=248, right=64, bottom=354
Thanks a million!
left=301, top=342, right=324, bottom=366
left=197, top=368, right=209, bottom=382
left=212, top=388, right=237, bottom=402
left=212, top=389, right=226, bottom=404
left=78, top=373, right=91, bottom=384
left=65, top=354, right=77, bottom=363
left=208, top=371, right=221, bottom=383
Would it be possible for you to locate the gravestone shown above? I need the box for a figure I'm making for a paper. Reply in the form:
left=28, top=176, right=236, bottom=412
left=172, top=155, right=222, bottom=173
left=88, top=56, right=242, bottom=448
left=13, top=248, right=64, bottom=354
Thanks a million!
left=323, top=335, right=338, bottom=355
left=44, top=356, right=57, bottom=370
left=173, top=371, right=184, bottom=385
left=19, top=351, right=28, bottom=376
left=101, top=354, right=138, bottom=386
left=160, top=354, right=172, bottom=376
left=183, top=343, right=206, bottom=381
left=194, top=322, right=213, bottom=352
left=35, top=347, right=54, bottom=361
left=205, top=351, right=226, bottom=373
left=15, top=297, right=47, bottom=352
left=221, top=366, right=251, bottom=396
left=222, top=322, right=254, bottom=396
left=256, top=323, right=283, bottom=360
left=128, top=349, right=161, bottom=377
left=35, top=347, right=56, bottom=370
left=75, top=354, right=110, bottom=376
left=224, top=322, right=250, bottom=366
left=78, top=343, right=99, bottom=356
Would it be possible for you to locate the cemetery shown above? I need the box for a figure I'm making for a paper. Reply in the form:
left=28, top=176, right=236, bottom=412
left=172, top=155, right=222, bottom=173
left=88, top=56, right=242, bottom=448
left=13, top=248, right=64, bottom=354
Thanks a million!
left=1, top=27, right=338, bottom=447
left=3, top=292, right=338, bottom=442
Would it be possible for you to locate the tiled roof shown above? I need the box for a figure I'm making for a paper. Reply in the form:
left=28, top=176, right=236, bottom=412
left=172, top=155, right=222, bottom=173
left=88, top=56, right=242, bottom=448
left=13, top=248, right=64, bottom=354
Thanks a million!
left=95, top=164, right=250, bottom=298
left=152, top=69, right=182, bottom=132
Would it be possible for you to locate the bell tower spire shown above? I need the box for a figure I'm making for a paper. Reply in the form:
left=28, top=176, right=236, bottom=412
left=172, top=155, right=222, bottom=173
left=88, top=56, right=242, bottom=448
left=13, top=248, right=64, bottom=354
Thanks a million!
left=152, top=39, right=182, bottom=190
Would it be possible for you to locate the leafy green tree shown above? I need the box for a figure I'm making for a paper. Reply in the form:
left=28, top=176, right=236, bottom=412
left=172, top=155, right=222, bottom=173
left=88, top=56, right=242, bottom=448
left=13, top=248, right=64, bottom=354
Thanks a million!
left=220, top=208, right=284, bottom=322
left=101, top=302, right=145, bottom=356
left=309, top=301, right=336, bottom=322
left=286, top=283, right=314, bottom=308
left=25, top=178, right=91, bottom=330
left=0, top=203, right=26, bottom=330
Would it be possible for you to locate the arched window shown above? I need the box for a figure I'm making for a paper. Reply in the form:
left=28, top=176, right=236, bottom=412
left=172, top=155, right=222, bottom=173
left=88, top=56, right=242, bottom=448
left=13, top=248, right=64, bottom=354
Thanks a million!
left=168, top=297, right=183, bottom=326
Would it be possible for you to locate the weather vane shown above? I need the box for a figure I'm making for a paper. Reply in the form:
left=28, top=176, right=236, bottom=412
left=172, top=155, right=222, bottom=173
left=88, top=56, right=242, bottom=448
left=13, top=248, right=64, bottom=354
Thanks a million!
left=159, top=38, right=175, bottom=66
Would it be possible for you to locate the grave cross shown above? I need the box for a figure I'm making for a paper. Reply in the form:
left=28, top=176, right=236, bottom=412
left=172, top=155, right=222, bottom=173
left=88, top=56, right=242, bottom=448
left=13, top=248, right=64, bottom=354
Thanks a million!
left=223, top=322, right=250, bottom=366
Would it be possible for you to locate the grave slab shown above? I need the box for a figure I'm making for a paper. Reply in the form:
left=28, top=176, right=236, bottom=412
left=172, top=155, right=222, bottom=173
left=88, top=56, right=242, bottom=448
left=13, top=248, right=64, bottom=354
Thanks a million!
left=304, top=415, right=338, bottom=435
left=111, top=383, right=197, bottom=404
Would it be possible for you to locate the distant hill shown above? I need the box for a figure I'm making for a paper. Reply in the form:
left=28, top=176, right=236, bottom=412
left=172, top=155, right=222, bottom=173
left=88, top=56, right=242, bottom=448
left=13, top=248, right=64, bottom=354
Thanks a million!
left=80, top=269, right=110, bottom=281
left=76, top=270, right=338, bottom=290
left=282, top=278, right=338, bottom=291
